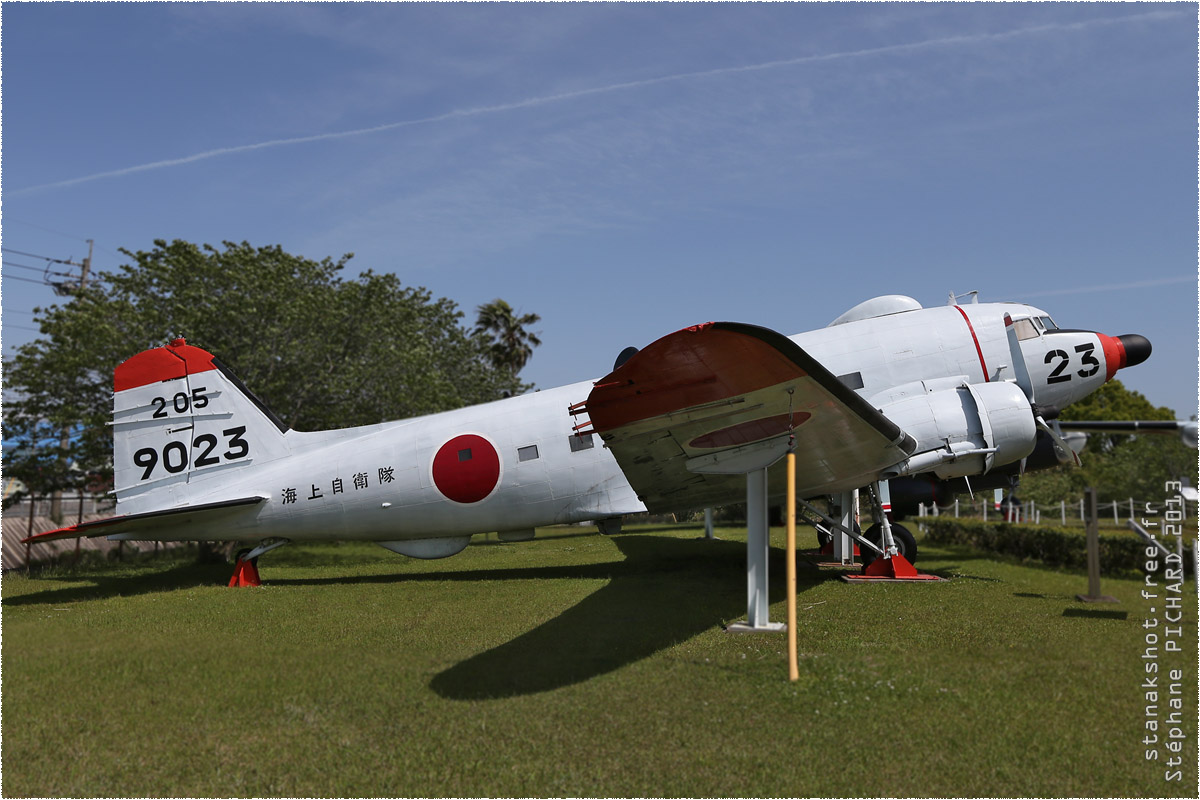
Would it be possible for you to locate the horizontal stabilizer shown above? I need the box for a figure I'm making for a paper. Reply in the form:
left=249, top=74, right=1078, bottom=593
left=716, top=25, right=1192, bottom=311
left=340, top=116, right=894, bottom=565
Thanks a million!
left=22, top=495, right=267, bottom=544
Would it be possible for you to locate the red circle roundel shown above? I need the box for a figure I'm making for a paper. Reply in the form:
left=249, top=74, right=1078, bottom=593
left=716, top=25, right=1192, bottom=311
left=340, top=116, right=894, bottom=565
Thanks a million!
left=431, top=434, right=502, bottom=504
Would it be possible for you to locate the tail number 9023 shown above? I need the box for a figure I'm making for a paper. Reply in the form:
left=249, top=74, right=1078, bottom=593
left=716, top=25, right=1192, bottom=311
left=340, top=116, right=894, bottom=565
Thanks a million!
left=132, top=426, right=249, bottom=480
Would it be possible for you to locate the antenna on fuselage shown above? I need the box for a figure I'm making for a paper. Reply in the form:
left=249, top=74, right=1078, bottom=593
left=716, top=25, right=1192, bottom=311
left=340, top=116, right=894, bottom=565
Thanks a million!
left=947, top=290, right=980, bottom=306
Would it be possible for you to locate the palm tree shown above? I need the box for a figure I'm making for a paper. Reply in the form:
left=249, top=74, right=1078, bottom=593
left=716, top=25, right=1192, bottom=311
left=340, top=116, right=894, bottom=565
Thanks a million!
left=474, top=299, right=542, bottom=378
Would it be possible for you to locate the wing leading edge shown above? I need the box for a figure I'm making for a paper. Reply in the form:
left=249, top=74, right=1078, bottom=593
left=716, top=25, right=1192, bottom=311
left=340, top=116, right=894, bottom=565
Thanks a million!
left=583, top=322, right=915, bottom=512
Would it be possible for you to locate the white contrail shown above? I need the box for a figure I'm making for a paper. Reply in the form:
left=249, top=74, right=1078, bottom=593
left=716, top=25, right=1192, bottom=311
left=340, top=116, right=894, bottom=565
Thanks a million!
left=13, top=9, right=1180, bottom=195
left=1020, top=275, right=1193, bottom=299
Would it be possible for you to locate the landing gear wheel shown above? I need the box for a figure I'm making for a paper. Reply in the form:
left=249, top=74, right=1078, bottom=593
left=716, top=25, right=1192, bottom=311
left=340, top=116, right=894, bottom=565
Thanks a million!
left=858, top=522, right=917, bottom=569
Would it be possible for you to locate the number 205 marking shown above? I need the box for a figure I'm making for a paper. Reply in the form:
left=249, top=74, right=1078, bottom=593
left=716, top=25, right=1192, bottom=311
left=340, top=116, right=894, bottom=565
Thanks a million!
left=150, top=387, right=209, bottom=419
left=132, top=426, right=248, bottom=480
left=1045, top=343, right=1100, bottom=385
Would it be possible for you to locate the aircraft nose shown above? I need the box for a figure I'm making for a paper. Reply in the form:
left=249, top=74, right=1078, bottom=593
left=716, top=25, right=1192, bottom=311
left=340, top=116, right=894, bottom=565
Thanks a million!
left=1117, top=334, right=1152, bottom=368
left=1097, top=332, right=1151, bottom=380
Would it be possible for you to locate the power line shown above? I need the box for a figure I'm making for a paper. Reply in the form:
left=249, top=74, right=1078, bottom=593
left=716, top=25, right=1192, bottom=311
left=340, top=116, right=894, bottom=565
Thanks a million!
left=3, top=248, right=56, bottom=260
left=2, top=260, right=47, bottom=273
left=1, top=248, right=82, bottom=267
left=7, top=324, right=41, bottom=333
left=2, top=274, right=52, bottom=286
left=2, top=260, right=75, bottom=278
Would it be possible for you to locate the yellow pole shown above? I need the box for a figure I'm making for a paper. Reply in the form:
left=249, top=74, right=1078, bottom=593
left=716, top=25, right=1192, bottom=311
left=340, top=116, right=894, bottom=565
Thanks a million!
left=786, top=451, right=798, bottom=682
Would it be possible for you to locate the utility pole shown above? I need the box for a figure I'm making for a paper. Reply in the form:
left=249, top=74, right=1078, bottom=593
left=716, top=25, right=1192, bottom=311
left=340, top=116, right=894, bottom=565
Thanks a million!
left=49, top=240, right=93, bottom=523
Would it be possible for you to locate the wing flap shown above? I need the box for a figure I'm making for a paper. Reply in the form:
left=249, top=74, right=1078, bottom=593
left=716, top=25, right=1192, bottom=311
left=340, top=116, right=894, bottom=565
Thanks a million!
left=584, top=322, right=914, bottom=512
left=21, top=496, right=267, bottom=544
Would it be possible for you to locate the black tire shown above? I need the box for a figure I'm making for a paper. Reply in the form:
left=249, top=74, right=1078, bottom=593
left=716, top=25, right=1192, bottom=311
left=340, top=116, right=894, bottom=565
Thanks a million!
left=859, top=522, right=918, bottom=568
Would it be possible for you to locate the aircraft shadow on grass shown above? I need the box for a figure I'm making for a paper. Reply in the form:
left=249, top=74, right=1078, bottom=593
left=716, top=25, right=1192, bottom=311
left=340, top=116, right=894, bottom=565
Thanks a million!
left=5, top=533, right=843, bottom=698
left=1, top=561, right=234, bottom=607
left=427, top=534, right=830, bottom=700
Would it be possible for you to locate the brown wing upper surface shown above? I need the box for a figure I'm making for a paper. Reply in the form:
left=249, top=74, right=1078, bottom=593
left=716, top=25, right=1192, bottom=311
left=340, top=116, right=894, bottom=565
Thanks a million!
left=582, top=322, right=915, bottom=512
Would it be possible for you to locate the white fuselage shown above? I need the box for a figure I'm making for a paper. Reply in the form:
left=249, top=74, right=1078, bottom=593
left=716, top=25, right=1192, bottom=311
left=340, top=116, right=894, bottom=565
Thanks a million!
left=114, top=299, right=1115, bottom=545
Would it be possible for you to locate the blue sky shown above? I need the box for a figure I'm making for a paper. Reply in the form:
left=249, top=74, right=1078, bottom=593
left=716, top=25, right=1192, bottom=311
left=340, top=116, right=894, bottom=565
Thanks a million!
left=3, top=3, right=1196, bottom=418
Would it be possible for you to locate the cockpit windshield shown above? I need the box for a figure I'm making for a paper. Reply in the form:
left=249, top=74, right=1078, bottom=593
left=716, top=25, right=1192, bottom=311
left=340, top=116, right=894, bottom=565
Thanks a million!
left=1013, top=318, right=1039, bottom=341
left=1038, top=316, right=1058, bottom=331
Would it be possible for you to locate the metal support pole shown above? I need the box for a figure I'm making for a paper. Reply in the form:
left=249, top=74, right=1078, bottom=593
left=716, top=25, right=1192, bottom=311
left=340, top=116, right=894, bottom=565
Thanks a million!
left=1086, top=489, right=1101, bottom=596
left=1112, top=500, right=1118, bottom=525
left=954, top=498, right=959, bottom=518
left=728, top=468, right=784, bottom=632
left=786, top=453, right=798, bottom=681
left=832, top=491, right=855, bottom=564
left=1078, top=487, right=1117, bottom=603
left=1061, top=500, right=1066, bottom=526
left=747, top=468, right=768, bottom=625
left=704, top=508, right=714, bottom=540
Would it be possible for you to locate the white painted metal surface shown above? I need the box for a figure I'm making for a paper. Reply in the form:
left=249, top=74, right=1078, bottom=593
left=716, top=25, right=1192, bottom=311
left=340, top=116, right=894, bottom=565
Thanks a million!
left=28, top=295, right=1150, bottom=607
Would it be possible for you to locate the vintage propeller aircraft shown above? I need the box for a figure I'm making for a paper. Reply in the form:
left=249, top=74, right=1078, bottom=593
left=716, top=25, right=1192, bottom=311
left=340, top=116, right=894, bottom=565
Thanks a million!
left=26, top=293, right=1150, bottom=626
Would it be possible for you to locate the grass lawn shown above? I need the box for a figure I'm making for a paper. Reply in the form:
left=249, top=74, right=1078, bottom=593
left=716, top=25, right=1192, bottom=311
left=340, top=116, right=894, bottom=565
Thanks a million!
left=3, top=523, right=1196, bottom=797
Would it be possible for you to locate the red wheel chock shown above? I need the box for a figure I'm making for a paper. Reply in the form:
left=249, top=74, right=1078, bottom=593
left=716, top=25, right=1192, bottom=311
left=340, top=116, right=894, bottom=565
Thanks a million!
left=842, top=553, right=945, bottom=582
left=228, top=558, right=261, bottom=587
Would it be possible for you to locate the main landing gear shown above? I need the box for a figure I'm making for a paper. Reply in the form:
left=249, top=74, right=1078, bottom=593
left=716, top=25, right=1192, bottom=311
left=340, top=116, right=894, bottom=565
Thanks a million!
left=842, top=482, right=940, bottom=582
left=227, top=538, right=290, bottom=587
left=801, top=482, right=939, bottom=581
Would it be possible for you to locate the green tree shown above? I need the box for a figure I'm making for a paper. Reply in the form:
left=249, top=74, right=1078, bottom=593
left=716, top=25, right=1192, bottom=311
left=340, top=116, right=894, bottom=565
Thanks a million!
left=1021, top=380, right=1196, bottom=506
left=473, top=299, right=542, bottom=378
left=3, top=240, right=524, bottom=503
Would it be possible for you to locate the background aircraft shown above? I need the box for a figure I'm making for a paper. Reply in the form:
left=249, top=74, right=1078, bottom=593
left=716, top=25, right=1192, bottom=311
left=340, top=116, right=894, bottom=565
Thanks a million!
left=26, top=293, right=1150, bottom=619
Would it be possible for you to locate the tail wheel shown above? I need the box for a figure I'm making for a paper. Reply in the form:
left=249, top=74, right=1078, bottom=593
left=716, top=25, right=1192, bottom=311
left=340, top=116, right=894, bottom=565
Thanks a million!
left=859, top=522, right=917, bottom=568
left=232, top=547, right=258, bottom=567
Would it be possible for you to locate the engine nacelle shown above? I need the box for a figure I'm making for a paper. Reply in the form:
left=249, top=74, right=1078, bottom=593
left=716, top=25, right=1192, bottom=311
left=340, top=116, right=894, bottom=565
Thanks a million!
left=880, top=381, right=1037, bottom=479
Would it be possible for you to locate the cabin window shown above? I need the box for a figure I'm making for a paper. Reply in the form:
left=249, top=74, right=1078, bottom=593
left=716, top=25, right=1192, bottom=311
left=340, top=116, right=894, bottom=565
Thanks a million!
left=569, top=433, right=595, bottom=452
left=1013, top=318, right=1038, bottom=341
left=518, top=444, right=540, bottom=462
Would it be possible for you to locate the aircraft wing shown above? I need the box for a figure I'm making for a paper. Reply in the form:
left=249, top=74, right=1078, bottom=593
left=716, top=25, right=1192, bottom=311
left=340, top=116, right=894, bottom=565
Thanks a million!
left=1057, top=420, right=1197, bottom=449
left=582, top=322, right=916, bottom=512
left=21, top=496, right=267, bottom=544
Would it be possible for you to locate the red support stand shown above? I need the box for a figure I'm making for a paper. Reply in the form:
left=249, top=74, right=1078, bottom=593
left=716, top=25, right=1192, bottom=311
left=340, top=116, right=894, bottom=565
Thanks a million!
left=228, top=558, right=261, bottom=587
left=865, top=552, right=919, bottom=578
left=842, top=553, right=945, bottom=583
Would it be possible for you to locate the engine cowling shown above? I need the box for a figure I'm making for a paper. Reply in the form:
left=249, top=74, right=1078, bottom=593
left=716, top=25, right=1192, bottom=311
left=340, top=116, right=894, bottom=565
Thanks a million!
left=879, top=381, right=1037, bottom=479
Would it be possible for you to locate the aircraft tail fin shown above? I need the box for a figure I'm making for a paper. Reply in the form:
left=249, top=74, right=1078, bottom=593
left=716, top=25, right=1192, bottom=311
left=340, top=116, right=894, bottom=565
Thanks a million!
left=112, top=339, right=291, bottom=512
